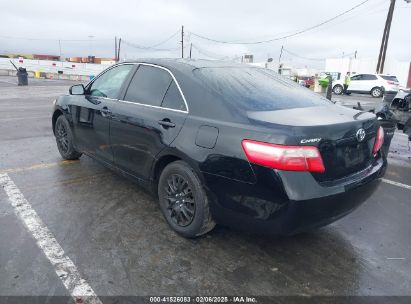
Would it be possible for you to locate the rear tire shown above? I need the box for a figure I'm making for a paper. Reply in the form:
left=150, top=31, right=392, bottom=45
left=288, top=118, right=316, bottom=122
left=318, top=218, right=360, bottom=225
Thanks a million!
left=158, top=160, right=215, bottom=238
left=54, top=115, right=82, bottom=160
left=333, top=85, right=343, bottom=95
left=371, top=87, right=383, bottom=98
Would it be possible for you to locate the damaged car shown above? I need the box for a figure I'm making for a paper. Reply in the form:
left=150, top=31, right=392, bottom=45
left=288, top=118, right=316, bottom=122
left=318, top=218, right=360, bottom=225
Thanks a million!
left=377, top=89, right=411, bottom=140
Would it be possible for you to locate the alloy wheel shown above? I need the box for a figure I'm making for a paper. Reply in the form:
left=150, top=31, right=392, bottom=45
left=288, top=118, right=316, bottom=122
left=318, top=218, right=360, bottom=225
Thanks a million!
left=164, top=173, right=196, bottom=227
left=372, top=88, right=382, bottom=97
left=333, top=86, right=342, bottom=95
left=56, top=121, right=69, bottom=153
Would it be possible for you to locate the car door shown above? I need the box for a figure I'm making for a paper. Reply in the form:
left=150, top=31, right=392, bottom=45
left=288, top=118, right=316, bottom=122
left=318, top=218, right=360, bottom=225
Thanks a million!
left=70, top=64, right=135, bottom=163
left=348, top=74, right=363, bottom=91
left=110, top=64, right=188, bottom=180
left=361, top=74, right=378, bottom=92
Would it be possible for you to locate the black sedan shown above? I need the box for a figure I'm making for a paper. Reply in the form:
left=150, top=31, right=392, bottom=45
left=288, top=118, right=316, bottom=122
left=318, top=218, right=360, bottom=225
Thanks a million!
left=52, top=59, right=386, bottom=238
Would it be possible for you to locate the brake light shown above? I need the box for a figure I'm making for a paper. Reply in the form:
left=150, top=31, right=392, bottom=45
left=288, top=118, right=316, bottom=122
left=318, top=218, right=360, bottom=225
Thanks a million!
left=373, top=126, right=384, bottom=155
left=241, top=140, right=325, bottom=173
left=387, top=80, right=396, bottom=85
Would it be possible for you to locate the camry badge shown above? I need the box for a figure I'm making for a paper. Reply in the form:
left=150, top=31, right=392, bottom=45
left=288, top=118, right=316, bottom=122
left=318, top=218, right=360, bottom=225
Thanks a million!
left=356, top=128, right=366, bottom=142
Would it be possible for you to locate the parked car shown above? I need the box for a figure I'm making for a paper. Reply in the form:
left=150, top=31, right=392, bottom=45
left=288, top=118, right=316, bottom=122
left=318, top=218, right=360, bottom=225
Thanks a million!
left=333, top=74, right=399, bottom=97
left=298, top=76, right=315, bottom=88
left=52, top=59, right=386, bottom=238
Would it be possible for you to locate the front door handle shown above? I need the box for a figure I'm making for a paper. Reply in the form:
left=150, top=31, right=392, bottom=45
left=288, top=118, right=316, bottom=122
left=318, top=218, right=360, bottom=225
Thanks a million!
left=158, top=119, right=175, bottom=128
left=101, top=107, right=111, bottom=117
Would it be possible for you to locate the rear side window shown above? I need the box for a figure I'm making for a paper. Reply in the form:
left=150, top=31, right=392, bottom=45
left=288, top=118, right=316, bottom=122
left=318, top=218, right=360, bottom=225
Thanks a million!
left=362, top=74, right=378, bottom=80
left=124, top=65, right=172, bottom=106
left=161, top=81, right=187, bottom=111
left=380, top=75, right=399, bottom=82
left=194, top=67, right=329, bottom=111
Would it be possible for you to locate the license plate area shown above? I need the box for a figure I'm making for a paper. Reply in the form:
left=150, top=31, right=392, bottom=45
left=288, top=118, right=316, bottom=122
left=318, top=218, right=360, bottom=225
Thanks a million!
left=343, top=143, right=365, bottom=167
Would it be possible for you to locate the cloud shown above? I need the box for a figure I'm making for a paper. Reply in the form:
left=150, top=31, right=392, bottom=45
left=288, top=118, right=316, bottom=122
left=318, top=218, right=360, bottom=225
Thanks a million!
left=0, top=0, right=409, bottom=66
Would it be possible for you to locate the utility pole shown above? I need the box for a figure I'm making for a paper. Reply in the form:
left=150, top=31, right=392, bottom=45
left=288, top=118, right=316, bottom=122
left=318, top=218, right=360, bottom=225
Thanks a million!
left=181, top=25, right=184, bottom=58
left=88, top=35, right=95, bottom=57
left=58, top=39, right=62, bottom=65
left=376, top=0, right=396, bottom=74
left=189, top=43, right=192, bottom=59
left=115, top=36, right=118, bottom=61
left=278, top=45, right=283, bottom=63
left=117, top=38, right=122, bottom=62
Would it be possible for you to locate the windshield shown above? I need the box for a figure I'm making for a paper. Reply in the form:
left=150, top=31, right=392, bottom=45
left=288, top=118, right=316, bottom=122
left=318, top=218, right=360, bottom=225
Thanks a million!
left=194, top=67, right=330, bottom=111
left=380, top=75, right=399, bottom=82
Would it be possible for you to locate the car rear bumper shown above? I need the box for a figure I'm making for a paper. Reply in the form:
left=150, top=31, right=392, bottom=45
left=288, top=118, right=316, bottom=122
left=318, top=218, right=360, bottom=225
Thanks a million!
left=203, top=157, right=386, bottom=235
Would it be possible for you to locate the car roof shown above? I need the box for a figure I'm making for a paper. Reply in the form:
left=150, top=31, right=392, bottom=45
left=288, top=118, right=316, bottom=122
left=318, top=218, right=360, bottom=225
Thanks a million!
left=121, top=58, right=247, bottom=71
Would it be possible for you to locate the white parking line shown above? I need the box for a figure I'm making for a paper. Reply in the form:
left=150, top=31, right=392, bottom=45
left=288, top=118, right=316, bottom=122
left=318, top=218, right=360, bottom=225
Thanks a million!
left=0, top=173, right=102, bottom=304
left=382, top=178, right=411, bottom=190
left=0, top=79, right=17, bottom=85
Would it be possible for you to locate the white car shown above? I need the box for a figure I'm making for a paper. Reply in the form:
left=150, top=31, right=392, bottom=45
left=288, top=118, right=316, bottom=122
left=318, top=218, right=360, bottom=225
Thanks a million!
left=332, top=74, right=399, bottom=98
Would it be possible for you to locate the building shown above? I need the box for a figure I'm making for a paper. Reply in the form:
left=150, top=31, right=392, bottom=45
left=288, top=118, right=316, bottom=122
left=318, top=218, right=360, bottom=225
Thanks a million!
left=33, top=54, right=60, bottom=61
left=325, top=57, right=411, bottom=88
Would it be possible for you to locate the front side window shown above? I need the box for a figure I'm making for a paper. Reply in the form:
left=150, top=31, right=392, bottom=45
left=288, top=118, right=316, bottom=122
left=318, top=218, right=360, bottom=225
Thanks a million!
left=124, top=65, right=172, bottom=106
left=88, top=65, right=134, bottom=98
left=362, top=74, right=378, bottom=80
left=351, top=75, right=363, bottom=81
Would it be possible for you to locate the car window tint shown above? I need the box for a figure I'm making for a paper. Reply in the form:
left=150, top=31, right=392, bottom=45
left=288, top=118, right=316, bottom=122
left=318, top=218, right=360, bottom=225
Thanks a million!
left=161, top=81, right=186, bottom=111
left=363, top=74, right=378, bottom=80
left=124, top=65, right=172, bottom=106
left=380, top=75, right=399, bottom=82
left=351, top=75, right=362, bottom=81
left=89, top=65, right=134, bottom=98
left=194, top=67, right=330, bottom=111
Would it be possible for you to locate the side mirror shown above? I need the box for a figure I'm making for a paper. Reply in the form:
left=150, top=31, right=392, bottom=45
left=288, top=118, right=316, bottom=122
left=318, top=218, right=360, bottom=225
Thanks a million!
left=69, top=84, right=85, bottom=95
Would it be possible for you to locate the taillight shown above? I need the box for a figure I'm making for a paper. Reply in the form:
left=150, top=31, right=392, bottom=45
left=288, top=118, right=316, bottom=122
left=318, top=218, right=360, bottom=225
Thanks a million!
left=373, top=126, right=384, bottom=155
left=387, top=80, right=396, bottom=85
left=241, top=140, right=325, bottom=173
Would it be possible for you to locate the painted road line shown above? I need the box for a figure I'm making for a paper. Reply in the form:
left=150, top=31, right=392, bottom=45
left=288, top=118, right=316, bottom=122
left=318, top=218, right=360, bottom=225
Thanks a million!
left=382, top=178, right=411, bottom=190
left=0, top=115, right=50, bottom=122
left=0, top=79, right=17, bottom=85
left=0, top=173, right=102, bottom=304
left=0, top=160, right=78, bottom=174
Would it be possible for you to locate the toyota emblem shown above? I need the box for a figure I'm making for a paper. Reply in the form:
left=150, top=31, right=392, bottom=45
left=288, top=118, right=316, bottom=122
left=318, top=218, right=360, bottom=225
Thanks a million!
left=356, top=128, right=366, bottom=142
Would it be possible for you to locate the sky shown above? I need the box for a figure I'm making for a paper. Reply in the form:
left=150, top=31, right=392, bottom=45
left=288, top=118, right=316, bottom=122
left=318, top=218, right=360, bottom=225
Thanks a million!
left=0, top=0, right=410, bottom=68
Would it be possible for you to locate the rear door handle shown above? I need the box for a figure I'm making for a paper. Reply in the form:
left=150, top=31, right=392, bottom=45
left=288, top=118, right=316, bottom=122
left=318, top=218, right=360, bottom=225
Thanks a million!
left=158, top=119, right=175, bottom=128
left=101, top=106, right=111, bottom=117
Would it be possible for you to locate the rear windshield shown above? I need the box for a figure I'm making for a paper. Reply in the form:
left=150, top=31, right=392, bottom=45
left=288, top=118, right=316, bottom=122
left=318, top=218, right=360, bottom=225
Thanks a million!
left=380, top=75, right=399, bottom=82
left=194, top=67, right=330, bottom=111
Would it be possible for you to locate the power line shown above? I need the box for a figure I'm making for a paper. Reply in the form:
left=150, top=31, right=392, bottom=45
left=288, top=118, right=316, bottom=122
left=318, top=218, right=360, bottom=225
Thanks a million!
left=122, top=40, right=180, bottom=52
left=282, top=48, right=357, bottom=62
left=0, top=35, right=112, bottom=42
left=189, top=0, right=370, bottom=45
left=147, top=30, right=180, bottom=48
left=190, top=44, right=240, bottom=61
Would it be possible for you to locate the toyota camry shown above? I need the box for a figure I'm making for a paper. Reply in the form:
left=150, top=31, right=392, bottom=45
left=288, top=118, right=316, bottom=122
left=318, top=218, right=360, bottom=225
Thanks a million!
left=52, top=59, right=386, bottom=238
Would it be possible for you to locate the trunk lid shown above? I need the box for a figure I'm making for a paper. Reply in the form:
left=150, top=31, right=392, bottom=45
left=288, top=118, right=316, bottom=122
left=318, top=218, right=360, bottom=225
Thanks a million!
left=247, top=105, right=378, bottom=182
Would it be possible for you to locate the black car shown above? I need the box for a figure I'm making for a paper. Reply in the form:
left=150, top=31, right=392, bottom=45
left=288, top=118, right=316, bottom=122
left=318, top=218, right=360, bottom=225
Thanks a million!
left=52, top=59, right=387, bottom=238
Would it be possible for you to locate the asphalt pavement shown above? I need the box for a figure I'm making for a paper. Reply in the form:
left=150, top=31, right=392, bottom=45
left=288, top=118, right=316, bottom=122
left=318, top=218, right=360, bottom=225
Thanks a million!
left=0, top=76, right=410, bottom=303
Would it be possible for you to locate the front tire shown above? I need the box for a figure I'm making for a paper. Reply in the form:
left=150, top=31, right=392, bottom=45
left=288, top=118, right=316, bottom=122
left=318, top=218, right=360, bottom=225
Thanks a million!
left=371, top=87, right=383, bottom=98
left=158, top=161, right=215, bottom=238
left=54, top=115, right=82, bottom=160
left=333, top=85, right=343, bottom=95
